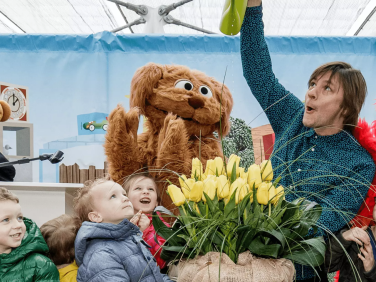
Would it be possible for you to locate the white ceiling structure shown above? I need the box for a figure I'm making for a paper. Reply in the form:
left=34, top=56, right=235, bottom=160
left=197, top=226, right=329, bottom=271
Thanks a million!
left=0, top=0, right=376, bottom=36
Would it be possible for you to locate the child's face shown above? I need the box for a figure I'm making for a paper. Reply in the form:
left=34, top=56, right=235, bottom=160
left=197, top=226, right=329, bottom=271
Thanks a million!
left=127, top=177, right=158, bottom=214
left=90, top=181, right=134, bottom=225
left=0, top=200, right=26, bottom=254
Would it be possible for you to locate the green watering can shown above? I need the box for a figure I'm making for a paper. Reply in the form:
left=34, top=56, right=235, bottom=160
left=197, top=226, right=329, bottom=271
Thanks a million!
left=219, top=0, right=248, bottom=36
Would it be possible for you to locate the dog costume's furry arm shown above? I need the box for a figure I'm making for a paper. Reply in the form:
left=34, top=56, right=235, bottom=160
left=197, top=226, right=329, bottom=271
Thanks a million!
left=104, top=105, right=142, bottom=183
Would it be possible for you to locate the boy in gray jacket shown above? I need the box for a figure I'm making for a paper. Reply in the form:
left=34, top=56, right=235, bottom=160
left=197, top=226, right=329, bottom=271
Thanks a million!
left=74, top=178, right=172, bottom=282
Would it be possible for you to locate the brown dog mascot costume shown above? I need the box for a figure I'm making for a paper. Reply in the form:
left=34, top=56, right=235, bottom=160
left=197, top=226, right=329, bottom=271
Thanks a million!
left=104, top=63, right=233, bottom=210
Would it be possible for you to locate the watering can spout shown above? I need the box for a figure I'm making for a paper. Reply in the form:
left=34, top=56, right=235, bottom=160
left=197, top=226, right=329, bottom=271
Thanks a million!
left=219, top=0, right=248, bottom=36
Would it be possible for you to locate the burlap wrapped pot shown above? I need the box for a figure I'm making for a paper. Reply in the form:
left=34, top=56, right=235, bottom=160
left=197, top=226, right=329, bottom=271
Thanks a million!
left=176, top=251, right=295, bottom=282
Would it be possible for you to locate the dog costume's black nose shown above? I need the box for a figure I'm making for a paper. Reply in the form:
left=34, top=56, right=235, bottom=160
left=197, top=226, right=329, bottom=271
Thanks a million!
left=188, top=96, right=205, bottom=109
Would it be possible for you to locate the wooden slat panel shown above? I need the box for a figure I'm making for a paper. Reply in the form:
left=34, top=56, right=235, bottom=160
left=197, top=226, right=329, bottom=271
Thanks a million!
left=67, top=165, right=73, bottom=183
left=104, top=161, right=108, bottom=175
left=96, top=169, right=104, bottom=179
left=79, top=169, right=89, bottom=183
left=88, top=166, right=96, bottom=181
left=72, top=163, right=80, bottom=183
left=59, top=164, right=67, bottom=183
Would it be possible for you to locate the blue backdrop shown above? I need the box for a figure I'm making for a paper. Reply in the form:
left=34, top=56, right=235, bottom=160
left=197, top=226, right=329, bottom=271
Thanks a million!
left=0, top=32, right=375, bottom=181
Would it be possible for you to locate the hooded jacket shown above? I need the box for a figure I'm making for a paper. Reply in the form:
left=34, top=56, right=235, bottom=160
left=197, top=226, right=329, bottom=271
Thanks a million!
left=75, top=218, right=172, bottom=282
left=0, top=217, right=59, bottom=281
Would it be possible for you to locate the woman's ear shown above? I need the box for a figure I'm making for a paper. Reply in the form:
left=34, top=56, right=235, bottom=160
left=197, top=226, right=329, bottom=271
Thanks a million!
left=130, top=63, right=163, bottom=115
left=88, top=211, right=102, bottom=223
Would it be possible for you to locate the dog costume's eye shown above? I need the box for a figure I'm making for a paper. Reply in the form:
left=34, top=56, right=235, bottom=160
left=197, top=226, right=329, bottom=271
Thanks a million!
left=175, top=80, right=193, bottom=91
left=199, top=86, right=213, bottom=98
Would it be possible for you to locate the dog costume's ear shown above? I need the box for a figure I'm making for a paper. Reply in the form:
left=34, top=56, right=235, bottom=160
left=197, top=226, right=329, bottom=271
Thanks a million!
left=213, top=81, right=233, bottom=136
left=130, top=63, right=163, bottom=114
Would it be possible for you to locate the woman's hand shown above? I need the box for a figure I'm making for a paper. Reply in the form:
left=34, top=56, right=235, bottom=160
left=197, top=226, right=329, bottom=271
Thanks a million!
left=358, top=243, right=375, bottom=272
left=342, top=226, right=370, bottom=246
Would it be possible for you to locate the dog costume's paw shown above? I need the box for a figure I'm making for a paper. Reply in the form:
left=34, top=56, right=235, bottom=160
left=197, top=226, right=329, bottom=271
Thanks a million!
left=104, top=105, right=141, bottom=182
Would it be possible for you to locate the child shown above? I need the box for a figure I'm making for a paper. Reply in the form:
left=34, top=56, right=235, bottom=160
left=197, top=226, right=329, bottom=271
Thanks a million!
left=124, top=173, right=170, bottom=270
left=325, top=198, right=376, bottom=281
left=40, top=214, right=81, bottom=282
left=73, top=177, right=172, bottom=282
left=0, top=187, right=59, bottom=281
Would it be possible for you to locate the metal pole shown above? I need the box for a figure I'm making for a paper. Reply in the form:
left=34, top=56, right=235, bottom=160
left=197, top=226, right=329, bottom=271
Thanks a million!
left=111, top=17, right=146, bottom=33
left=107, top=0, right=148, bottom=15
left=158, top=0, right=193, bottom=16
left=163, top=15, right=216, bottom=34
left=116, top=3, right=134, bottom=33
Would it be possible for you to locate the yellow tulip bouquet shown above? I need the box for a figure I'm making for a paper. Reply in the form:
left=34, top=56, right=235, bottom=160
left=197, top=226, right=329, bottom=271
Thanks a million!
left=153, top=154, right=325, bottom=269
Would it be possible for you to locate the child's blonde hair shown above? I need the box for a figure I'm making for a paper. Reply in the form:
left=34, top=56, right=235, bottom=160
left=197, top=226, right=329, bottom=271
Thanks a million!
left=123, top=173, right=161, bottom=204
left=73, top=176, right=111, bottom=222
left=40, top=214, right=81, bottom=265
left=0, top=187, right=19, bottom=203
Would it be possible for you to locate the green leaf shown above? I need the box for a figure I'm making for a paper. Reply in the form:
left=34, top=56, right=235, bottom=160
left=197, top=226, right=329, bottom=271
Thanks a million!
left=203, top=192, right=217, bottom=216
left=238, top=192, right=252, bottom=219
left=230, top=162, right=237, bottom=183
left=237, top=228, right=257, bottom=253
left=272, top=175, right=282, bottom=188
left=283, top=237, right=326, bottom=267
left=152, top=211, right=185, bottom=246
left=266, top=207, right=287, bottom=230
left=197, top=201, right=207, bottom=217
left=248, top=236, right=281, bottom=258
left=281, top=199, right=303, bottom=224
left=224, top=188, right=238, bottom=218
left=260, top=228, right=286, bottom=251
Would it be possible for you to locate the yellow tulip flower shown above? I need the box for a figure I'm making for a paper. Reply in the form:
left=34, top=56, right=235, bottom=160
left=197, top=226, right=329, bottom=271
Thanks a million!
left=268, top=184, right=276, bottom=204
left=191, top=158, right=204, bottom=180
left=217, top=175, right=230, bottom=199
left=167, top=184, right=186, bottom=206
left=273, top=185, right=285, bottom=204
left=227, top=154, right=241, bottom=178
left=180, top=177, right=195, bottom=199
left=204, top=159, right=216, bottom=176
left=240, top=168, right=248, bottom=180
left=257, top=182, right=271, bottom=205
left=189, top=181, right=204, bottom=202
left=248, top=164, right=262, bottom=189
left=214, top=157, right=225, bottom=175
left=202, top=179, right=217, bottom=202
left=260, top=160, right=273, bottom=182
left=230, top=178, right=246, bottom=204
left=238, top=183, right=250, bottom=203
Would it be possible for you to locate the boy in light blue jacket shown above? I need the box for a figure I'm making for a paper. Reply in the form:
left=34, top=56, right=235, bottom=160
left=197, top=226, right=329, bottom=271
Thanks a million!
left=73, top=178, right=172, bottom=282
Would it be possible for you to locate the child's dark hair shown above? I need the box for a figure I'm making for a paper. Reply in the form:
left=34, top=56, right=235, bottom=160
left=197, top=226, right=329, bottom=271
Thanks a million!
left=123, top=173, right=161, bottom=204
left=40, top=214, right=81, bottom=265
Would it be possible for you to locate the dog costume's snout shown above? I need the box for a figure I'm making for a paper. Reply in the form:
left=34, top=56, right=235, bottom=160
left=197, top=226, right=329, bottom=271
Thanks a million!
left=188, top=96, right=205, bottom=109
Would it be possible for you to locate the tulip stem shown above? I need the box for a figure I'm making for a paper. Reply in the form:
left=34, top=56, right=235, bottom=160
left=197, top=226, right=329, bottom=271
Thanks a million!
left=268, top=203, right=271, bottom=217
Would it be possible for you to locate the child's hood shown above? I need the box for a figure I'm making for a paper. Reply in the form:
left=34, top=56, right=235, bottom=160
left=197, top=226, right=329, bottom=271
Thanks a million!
left=75, top=218, right=139, bottom=265
left=0, top=217, right=49, bottom=267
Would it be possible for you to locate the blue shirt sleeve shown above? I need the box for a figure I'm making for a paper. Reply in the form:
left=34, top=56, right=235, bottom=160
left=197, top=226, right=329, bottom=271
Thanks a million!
left=240, top=6, right=304, bottom=135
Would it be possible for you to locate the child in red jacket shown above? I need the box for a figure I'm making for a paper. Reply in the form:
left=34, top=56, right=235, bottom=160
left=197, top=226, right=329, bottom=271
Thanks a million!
left=123, top=173, right=170, bottom=270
